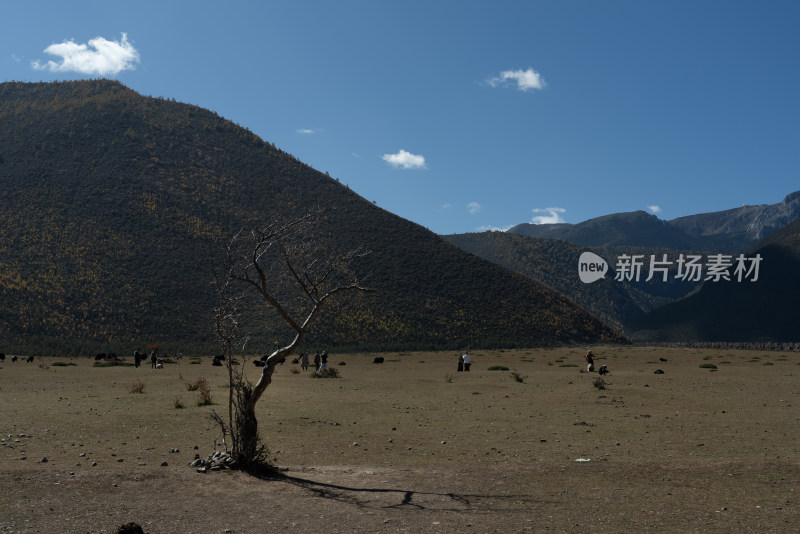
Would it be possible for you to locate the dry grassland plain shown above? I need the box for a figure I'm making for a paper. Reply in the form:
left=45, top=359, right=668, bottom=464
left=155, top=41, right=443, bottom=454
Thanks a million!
left=1, top=346, right=798, bottom=533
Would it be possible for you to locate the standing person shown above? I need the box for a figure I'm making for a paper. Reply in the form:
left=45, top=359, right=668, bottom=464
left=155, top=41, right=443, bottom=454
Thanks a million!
left=150, top=350, right=158, bottom=369
left=320, top=351, right=328, bottom=371
left=585, top=350, right=595, bottom=372
left=313, top=351, right=321, bottom=371
left=300, top=350, right=309, bottom=371
left=457, top=353, right=464, bottom=372
left=133, top=349, right=141, bottom=368
left=462, top=351, right=471, bottom=372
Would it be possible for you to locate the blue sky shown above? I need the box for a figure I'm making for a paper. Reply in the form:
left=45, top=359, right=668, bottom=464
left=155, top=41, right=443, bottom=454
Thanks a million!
left=3, top=1, right=799, bottom=234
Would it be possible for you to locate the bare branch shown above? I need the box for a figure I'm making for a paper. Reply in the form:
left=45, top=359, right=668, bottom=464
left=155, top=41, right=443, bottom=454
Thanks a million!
left=212, top=206, right=372, bottom=468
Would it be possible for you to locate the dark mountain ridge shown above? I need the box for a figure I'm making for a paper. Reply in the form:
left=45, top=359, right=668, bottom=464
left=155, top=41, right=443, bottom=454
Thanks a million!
left=628, top=218, right=800, bottom=342
left=0, top=80, right=623, bottom=355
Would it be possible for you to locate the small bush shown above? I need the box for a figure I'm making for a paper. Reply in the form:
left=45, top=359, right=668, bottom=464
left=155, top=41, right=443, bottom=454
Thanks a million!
left=196, top=384, right=212, bottom=406
left=129, top=380, right=145, bottom=394
left=444, top=373, right=454, bottom=383
left=52, top=361, right=76, bottom=367
left=699, top=364, right=717, bottom=369
left=186, top=377, right=208, bottom=391
left=311, top=367, right=340, bottom=378
left=488, top=365, right=509, bottom=371
left=510, top=370, right=526, bottom=383
left=593, top=377, right=607, bottom=390
left=174, top=397, right=185, bottom=409
left=559, top=364, right=578, bottom=368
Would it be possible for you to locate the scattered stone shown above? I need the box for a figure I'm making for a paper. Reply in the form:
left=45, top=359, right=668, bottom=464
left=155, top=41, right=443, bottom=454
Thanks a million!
left=40, top=457, right=48, bottom=463
left=161, top=461, right=168, bottom=467
left=92, top=461, right=98, bottom=466
left=190, top=450, right=236, bottom=470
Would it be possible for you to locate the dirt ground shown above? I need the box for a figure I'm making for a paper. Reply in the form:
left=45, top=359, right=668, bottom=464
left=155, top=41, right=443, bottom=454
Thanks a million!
left=1, top=346, right=798, bottom=533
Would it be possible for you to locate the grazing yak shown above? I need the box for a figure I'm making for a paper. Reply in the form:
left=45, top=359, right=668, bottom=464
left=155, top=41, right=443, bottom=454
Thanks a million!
left=0, top=353, right=5, bottom=361
left=26, top=356, right=34, bottom=363
left=373, top=356, right=384, bottom=364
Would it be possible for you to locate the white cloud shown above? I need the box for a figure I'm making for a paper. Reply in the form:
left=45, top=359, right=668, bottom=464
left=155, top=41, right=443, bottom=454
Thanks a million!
left=477, top=224, right=512, bottom=232
left=442, top=203, right=452, bottom=209
left=647, top=205, right=662, bottom=214
left=297, top=128, right=317, bottom=134
left=382, top=149, right=426, bottom=170
left=32, top=33, right=139, bottom=76
left=530, top=207, right=566, bottom=224
left=467, top=202, right=481, bottom=215
left=487, top=67, right=546, bottom=92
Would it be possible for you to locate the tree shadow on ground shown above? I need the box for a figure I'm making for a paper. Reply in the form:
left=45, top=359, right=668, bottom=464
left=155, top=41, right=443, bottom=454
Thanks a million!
left=251, top=469, right=545, bottom=513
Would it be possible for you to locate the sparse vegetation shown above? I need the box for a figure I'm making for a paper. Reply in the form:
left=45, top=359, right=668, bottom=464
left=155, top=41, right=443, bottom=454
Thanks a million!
left=186, top=377, right=208, bottom=391
left=488, top=365, right=509, bottom=371
left=196, top=383, right=213, bottom=406
left=311, top=367, right=340, bottom=378
left=593, top=377, right=607, bottom=390
left=129, top=380, right=145, bottom=393
left=510, top=370, right=526, bottom=383
left=699, top=363, right=718, bottom=369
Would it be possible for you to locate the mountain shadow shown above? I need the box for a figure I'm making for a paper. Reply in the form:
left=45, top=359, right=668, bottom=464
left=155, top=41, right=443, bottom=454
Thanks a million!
left=627, top=219, right=800, bottom=342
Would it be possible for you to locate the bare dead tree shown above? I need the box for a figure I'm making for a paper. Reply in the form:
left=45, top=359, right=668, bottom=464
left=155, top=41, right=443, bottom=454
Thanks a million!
left=213, top=207, right=371, bottom=469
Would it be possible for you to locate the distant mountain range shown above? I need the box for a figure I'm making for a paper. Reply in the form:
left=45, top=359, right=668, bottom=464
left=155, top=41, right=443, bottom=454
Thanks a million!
left=627, top=218, right=800, bottom=342
left=0, top=80, right=622, bottom=355
left=446, top=192, right=800, bottom=342
left=507, top=192, right=800, bottom=252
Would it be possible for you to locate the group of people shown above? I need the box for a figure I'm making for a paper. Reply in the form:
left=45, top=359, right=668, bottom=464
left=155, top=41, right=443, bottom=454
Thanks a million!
left=297, top=350, right=328, bottom=372
left=457, top=351, right=471, bottom=372
left=133, top=349, right=162, bottom=369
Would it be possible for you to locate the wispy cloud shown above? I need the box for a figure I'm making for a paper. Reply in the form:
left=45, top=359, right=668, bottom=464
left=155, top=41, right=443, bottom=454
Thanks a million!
left=467, top=202, right=481, bottom=215
left=442, top=203, right=452, bottom=209
left=32, top=33, right=139, bottom=76
left=530, top=207, right=566, bottom=224
left=382, top=149, right=426, bottom=170
left=487, top=67, right=546, bottom=92
left=647, top=205, right=662, bottom=214
left=297, top=128, right=322, bottom=134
